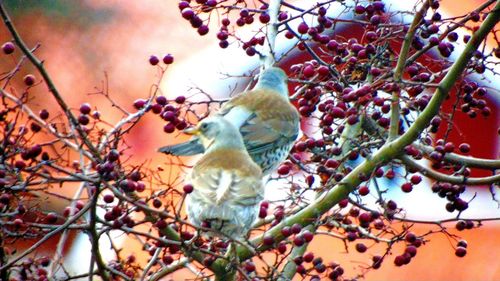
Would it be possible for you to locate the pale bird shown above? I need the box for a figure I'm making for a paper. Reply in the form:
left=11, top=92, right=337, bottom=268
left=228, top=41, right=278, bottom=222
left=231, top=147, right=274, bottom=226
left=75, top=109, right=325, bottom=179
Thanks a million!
left=183, top=116, right=264, bottom=240
left=159, top=67, right=300, bottom=175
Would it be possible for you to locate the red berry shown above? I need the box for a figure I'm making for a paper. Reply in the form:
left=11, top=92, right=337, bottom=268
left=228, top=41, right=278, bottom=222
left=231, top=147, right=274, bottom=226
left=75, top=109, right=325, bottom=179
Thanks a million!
left=358, top=185, right=370, bottom=196
left=302, top=230, right=313, bottom=242
left=181, top=8, right=194, bottom=19
left=78, top=114, right=90, bottom=125
left=401, top=182, right=413, bottom=193
left=259, top=13, right=270, bottom=23
left=103, top=194, right=114, bottom=203
left=303, top=65, right=315, bottom=78
left=297, top=22, right=309, bottom=34
left=2, top=42, right=15, bottom=54
left=459, top=143, right=470, bottom=153
left=149, top=55, right=159, bottom=65
left=277, top=242, right=287, bottom=254
left=277, top=164, right=291, bottom=175
left=23, top=74, right=36, bottom=86
left=163, top=123, right=175, bottom=134
left=291, top=223, right=302, bottom=234
left=163, top=54, right=174, bottom=64
left=258, top=206, right=267, bottom=218
left=303, top=252, right=314, bottom=262
left=197, top=25, right=209, bottom=35
left=281, top=226, right=292, bottom=237
left=156, top=96, right=167, bottom=105
left=244, top=261, right=256, bottom=272
left=39, top=109, right=49, bottom=120
left=133, top=99, right=147, bottom=109
left=293, top=236, right=305, bottom=246
left=45, top=212, right=58, bottom=224
left=455, top=247, right=467, bottom=257
left=175, top=95, right=186, bottom=104
left=355, top=243, right=367, bottom=253
left=325, top=159, right=340, bottom=168
left=394, top=255, right=405, bottom=266
left=410, top=175, right=422, bottom=185
left=405, top=232, right=417, bottom=243
left=263, top=234, right=274, bottom=246
left=183, top=184, right=194, bottom=194
left=152, top=199, right=162, bottom=208
left=162, top=255, right=174, bottom=264
left=405, top=245, right=417, bottom=257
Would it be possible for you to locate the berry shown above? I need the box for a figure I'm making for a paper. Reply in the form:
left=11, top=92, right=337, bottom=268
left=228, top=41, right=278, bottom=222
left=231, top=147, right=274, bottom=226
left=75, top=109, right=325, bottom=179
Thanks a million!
left=291, top=223, right=302, bottom=234
left=183, top=184, right=194, bottom=194
left=2, top=42, right=15, bottom=54
left=401, top=182, right=413, bottom=193
left=244, top=261, right=256, bottom=272
left=455, top=247, right=467, bottom=257
left=358, top=185, right=370, bottom=196
left=303, top=252, right=314, bottom=262
left=103, top=194, right=114, bottom=203
left=175, top=95, right=186, bottom=104
left=458, top=143, right=470, bottom=153
left=24, top=74, right=36, bottom=86
left=39, top=109, right=49, bottom=120
left=277, top=242, right=287, bottom=254
left=405, top=245, right=417, bottom=257
left=297, top=22, right=309, bottom=34
left=163, top=54, right=174, bottom=64
left=149, top=55, right=159, bottom=65
left=281, top=226, right=292, bottom=237
left=79, top=103, right=91, bottom=115
left=263, top=234, right=275, bottom=246
left=45, top=212, right=58, bottom=224
left=410, top=175, right=422, bottom=185
left=133, top=99, right=147, bottom=109
left=405, top=232, right=417, bottom=243
left=162, top=255, right=174, bottom=264
left=259, top=13, right=270, bottom=23
left=277, top=164, right=291, bottom=175
left=355, top=243, right=367, bottom=253
left=197, top=25, right=209, bottom=36
left=293, top=236, right=305, bottom=246
left=302, top=230, right=314, bottom=242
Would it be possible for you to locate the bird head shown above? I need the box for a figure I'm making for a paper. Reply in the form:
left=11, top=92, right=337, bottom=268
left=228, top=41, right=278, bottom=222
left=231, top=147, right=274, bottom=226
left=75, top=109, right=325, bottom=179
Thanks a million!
left=254, top=67, right=289, bottom=97
left=184, top=116, right=245, bottom=151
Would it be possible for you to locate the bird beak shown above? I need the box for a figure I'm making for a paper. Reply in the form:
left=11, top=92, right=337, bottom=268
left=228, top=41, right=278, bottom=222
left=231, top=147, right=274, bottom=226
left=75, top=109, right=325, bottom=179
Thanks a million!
left=183, top=127, right=200, bottom=135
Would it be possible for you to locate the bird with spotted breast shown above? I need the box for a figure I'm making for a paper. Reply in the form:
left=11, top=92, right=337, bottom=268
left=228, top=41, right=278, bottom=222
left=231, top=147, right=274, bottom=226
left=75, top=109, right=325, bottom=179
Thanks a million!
left=158, top=67, right=300, bottom=175
left=183, top=116, right=264, bottom=240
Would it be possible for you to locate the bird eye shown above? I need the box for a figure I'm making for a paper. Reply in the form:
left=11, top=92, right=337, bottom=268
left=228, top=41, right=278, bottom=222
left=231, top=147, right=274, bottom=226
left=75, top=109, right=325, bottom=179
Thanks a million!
left=200, top=123, right=209, bottom=131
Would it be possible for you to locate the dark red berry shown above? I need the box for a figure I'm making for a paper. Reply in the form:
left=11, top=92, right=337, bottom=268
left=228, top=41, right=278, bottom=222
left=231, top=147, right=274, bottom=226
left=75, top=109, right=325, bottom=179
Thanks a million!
left=24, top=74, right=36, bottom=86
left=80, top=103, right=91, bottom=114
left=358, top=185, right=370, bottom=196
left=2, top=42, right=15, bottom=54
left=355, top=243, right=367, bottom=253
left=291, top=223, right=302, bottom=234
left=163, top=54, right=174, bottom=64
left=455, top=247, right=467, bottom=257
left=103, top=194, right=114, bottom=203
left=183, top=184, right=194, bottom=194
left=149, top=55, right=160, bottom=65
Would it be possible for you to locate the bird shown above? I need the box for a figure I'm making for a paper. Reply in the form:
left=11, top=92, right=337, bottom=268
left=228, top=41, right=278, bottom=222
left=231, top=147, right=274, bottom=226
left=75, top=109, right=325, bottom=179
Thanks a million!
left=158, top=67, right=300, bottom=175
left=183, top=116, right=264, bottom=240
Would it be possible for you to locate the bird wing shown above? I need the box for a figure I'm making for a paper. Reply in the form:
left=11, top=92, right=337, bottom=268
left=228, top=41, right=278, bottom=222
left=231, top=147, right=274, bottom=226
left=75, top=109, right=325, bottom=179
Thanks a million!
left=158, top=137, right=205, bottom=156
left=220, top=89, right=300, bottom=154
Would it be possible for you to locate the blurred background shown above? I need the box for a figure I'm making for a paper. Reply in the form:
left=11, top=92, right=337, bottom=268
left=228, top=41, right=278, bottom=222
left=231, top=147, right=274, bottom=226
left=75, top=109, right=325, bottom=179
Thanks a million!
left=1, top=0, right=498, bottom=280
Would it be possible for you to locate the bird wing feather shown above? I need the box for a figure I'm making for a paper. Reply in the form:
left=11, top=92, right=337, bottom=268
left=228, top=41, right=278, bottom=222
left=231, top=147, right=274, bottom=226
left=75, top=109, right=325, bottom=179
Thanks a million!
left=219, top=89, right=300, bottom=154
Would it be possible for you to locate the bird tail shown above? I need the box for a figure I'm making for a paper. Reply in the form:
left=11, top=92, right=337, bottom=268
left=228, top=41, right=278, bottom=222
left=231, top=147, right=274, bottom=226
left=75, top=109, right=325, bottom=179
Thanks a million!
left=158, top=139, right=205, bottom=156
